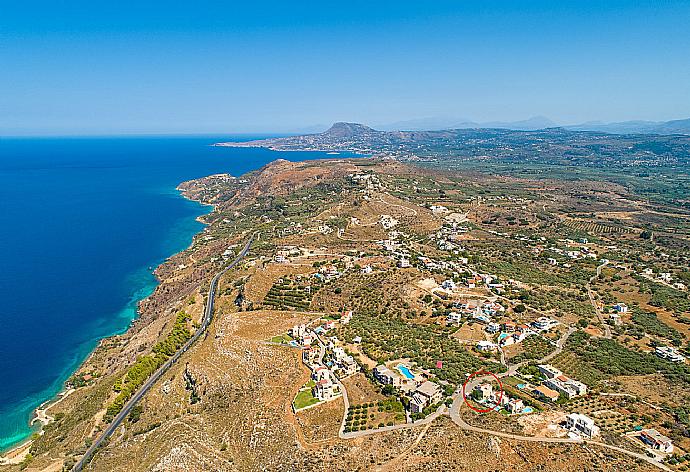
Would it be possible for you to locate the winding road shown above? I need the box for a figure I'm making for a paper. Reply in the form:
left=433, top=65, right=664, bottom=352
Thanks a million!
left=73, top=233, right=256, bottom=471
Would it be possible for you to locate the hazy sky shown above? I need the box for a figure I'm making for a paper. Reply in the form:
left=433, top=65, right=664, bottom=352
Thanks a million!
left=2, top=1, right=689, bottom=135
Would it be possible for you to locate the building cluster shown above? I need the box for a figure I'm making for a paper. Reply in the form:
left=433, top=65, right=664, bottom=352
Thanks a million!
left=640, top=267, right=687, bottom=291
left=330, top=346, right=358, bottom=378
left=273, top=245, right=302, bottom=263
left=472, top=383, right=527, bottom=415
left=445, top=299, right=504, bottom=326
left=536, top=364, right=588, bottom=400
left=291, top=313, right=359, bottom=405
left=372, top=364, right=443, bottom=416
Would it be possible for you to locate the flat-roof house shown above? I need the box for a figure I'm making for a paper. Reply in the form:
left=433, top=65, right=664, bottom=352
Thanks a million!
left=312, top=366, right=330, bottom=382
left=373, top=365, right=401, bottom=387
left=545, top=375, right=587, bottom=399
left=613, top=303, right=628, bottom=313
left=446, top=311, right=462, bottom=324
left=409, top=393, right=428, bottom=413
left=290, top=324, right=307, bottom=339
left=415, top=380, right=442, bottom=405
left=639, top=429, right=674, bottom=453
left=313, top=378, right=337, bottom=401
left=566, top=413, right=599, bottom=438
left=537, top=364, right=563, bottom=380
left=473, top=383, right=493, bottom=402
left=486, top=322, right=500, bottom=334
left=476, top=340, right=498, bottom=352
left=506, top=398, right=525, bottom=414
left=655, top=345, right=686, bottom=363
left=338, top=356, right=358, bottom=377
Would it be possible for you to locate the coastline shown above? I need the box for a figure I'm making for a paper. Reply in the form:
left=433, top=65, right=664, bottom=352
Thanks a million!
left=0, top=184, right=214, bottom=462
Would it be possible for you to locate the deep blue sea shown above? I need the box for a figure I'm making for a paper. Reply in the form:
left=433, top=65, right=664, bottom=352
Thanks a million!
left=0, top=136, right=349, bottom=451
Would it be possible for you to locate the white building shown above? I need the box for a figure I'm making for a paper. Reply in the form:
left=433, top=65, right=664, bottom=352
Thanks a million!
left=532, top=317, right=559, bottom=331
left=373, top=365, right=401, bottom=387
left=639, top=429, right=674, bottom=453
left=566, top=413, right=599, bottom=438
left=476, top=340, right=498, bottom=352
left=656, top=346, right=686, bottom=363
left=290, top=324, right=307, bottom=340
left=473, top=383, right=493, bottom=402
left=545, top=375, right=588, bottom=399
left=312, top=378, right=337, bottom=401
left=613, top=303, right=628, bottom=313
left=537, top=364, right=563, bottom=379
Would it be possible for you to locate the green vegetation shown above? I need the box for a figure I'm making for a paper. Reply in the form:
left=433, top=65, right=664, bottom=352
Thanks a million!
left=293, top=388, right=319, bottom=410
left=625, top=307, right=684, bottom=345
left=340, top=311, right=504, bottom=386
left=636, top=276, right=690, bottom=315
left=106, top=312, right=192, bottom=421
left=509, top=335, right=556, bottom=364
left=263, top=277, right=316, bottom=311
left=564, top=330, right=690, bottom=387
left=508, top=287, right=594, bottom=319
left=270, top=333, right=293, bottom=344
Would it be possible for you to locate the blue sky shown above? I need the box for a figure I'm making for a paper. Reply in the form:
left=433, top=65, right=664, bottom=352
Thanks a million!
left=2, top=1, right=689, bottom=134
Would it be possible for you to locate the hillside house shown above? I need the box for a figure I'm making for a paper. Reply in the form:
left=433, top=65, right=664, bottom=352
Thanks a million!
left=313, top=378, right=337, bottom=401
left=545, top=375, right=588, bottom=399
left=533, top=385, right=559, bottom=402
left=566, top=413, right=599, bottom=438
left=639, top=429, right=674, bottom=453
left=373, top=365, right=401, bottom=387
left=537, top=364, right=563, bottom=379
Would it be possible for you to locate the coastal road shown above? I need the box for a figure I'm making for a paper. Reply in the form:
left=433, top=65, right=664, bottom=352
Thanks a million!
left=73, top=232, right=256, bottom=471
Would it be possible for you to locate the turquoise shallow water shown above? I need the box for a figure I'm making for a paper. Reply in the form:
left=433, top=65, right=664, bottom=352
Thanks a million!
left=0, top=136, right=354, bottom=451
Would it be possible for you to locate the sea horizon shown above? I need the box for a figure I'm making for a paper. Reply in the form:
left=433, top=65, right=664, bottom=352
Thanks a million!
left=0, top=136, right=357, bottom=452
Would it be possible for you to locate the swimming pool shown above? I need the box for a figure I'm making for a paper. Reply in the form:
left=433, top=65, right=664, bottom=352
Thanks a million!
left=397, top=364, right=415, bottom=380
left=522, top=406, right=534, bottom=414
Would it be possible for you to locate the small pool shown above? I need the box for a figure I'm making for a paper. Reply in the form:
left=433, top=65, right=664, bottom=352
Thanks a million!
left=397, top=364, right=415, bottom=380
left=522, top=406, right=534, bottom=414
left=498, top=333, right=509, bottom=342
left=517, top=383, right=526, bottom=389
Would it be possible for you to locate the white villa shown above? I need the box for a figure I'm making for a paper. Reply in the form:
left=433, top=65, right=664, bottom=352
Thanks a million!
left=409, top=381, right=442, bottom=414
left=566, top=413, right=599, bottom=438
left=545, top=375, right=588, bottom=399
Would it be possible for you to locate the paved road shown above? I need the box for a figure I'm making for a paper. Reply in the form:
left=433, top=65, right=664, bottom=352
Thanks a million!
left=73, top=233, right=256, bottom=471
left=448, top=395, right=669, bottom=470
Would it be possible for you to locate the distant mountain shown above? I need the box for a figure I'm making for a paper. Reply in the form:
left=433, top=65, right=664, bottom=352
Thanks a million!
left=376, top=117, right=476, bottom=131
left=378, top=115, right=557, bottom=131
left=478, top=116, right=557, bottom=131
left=565, top=118, right=690, bottom=135
left=321, top=122, right=382, bottom=138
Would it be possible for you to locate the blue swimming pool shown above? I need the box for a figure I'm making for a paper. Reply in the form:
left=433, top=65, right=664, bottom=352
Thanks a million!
left=397, top=364, right=415, bottom=380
